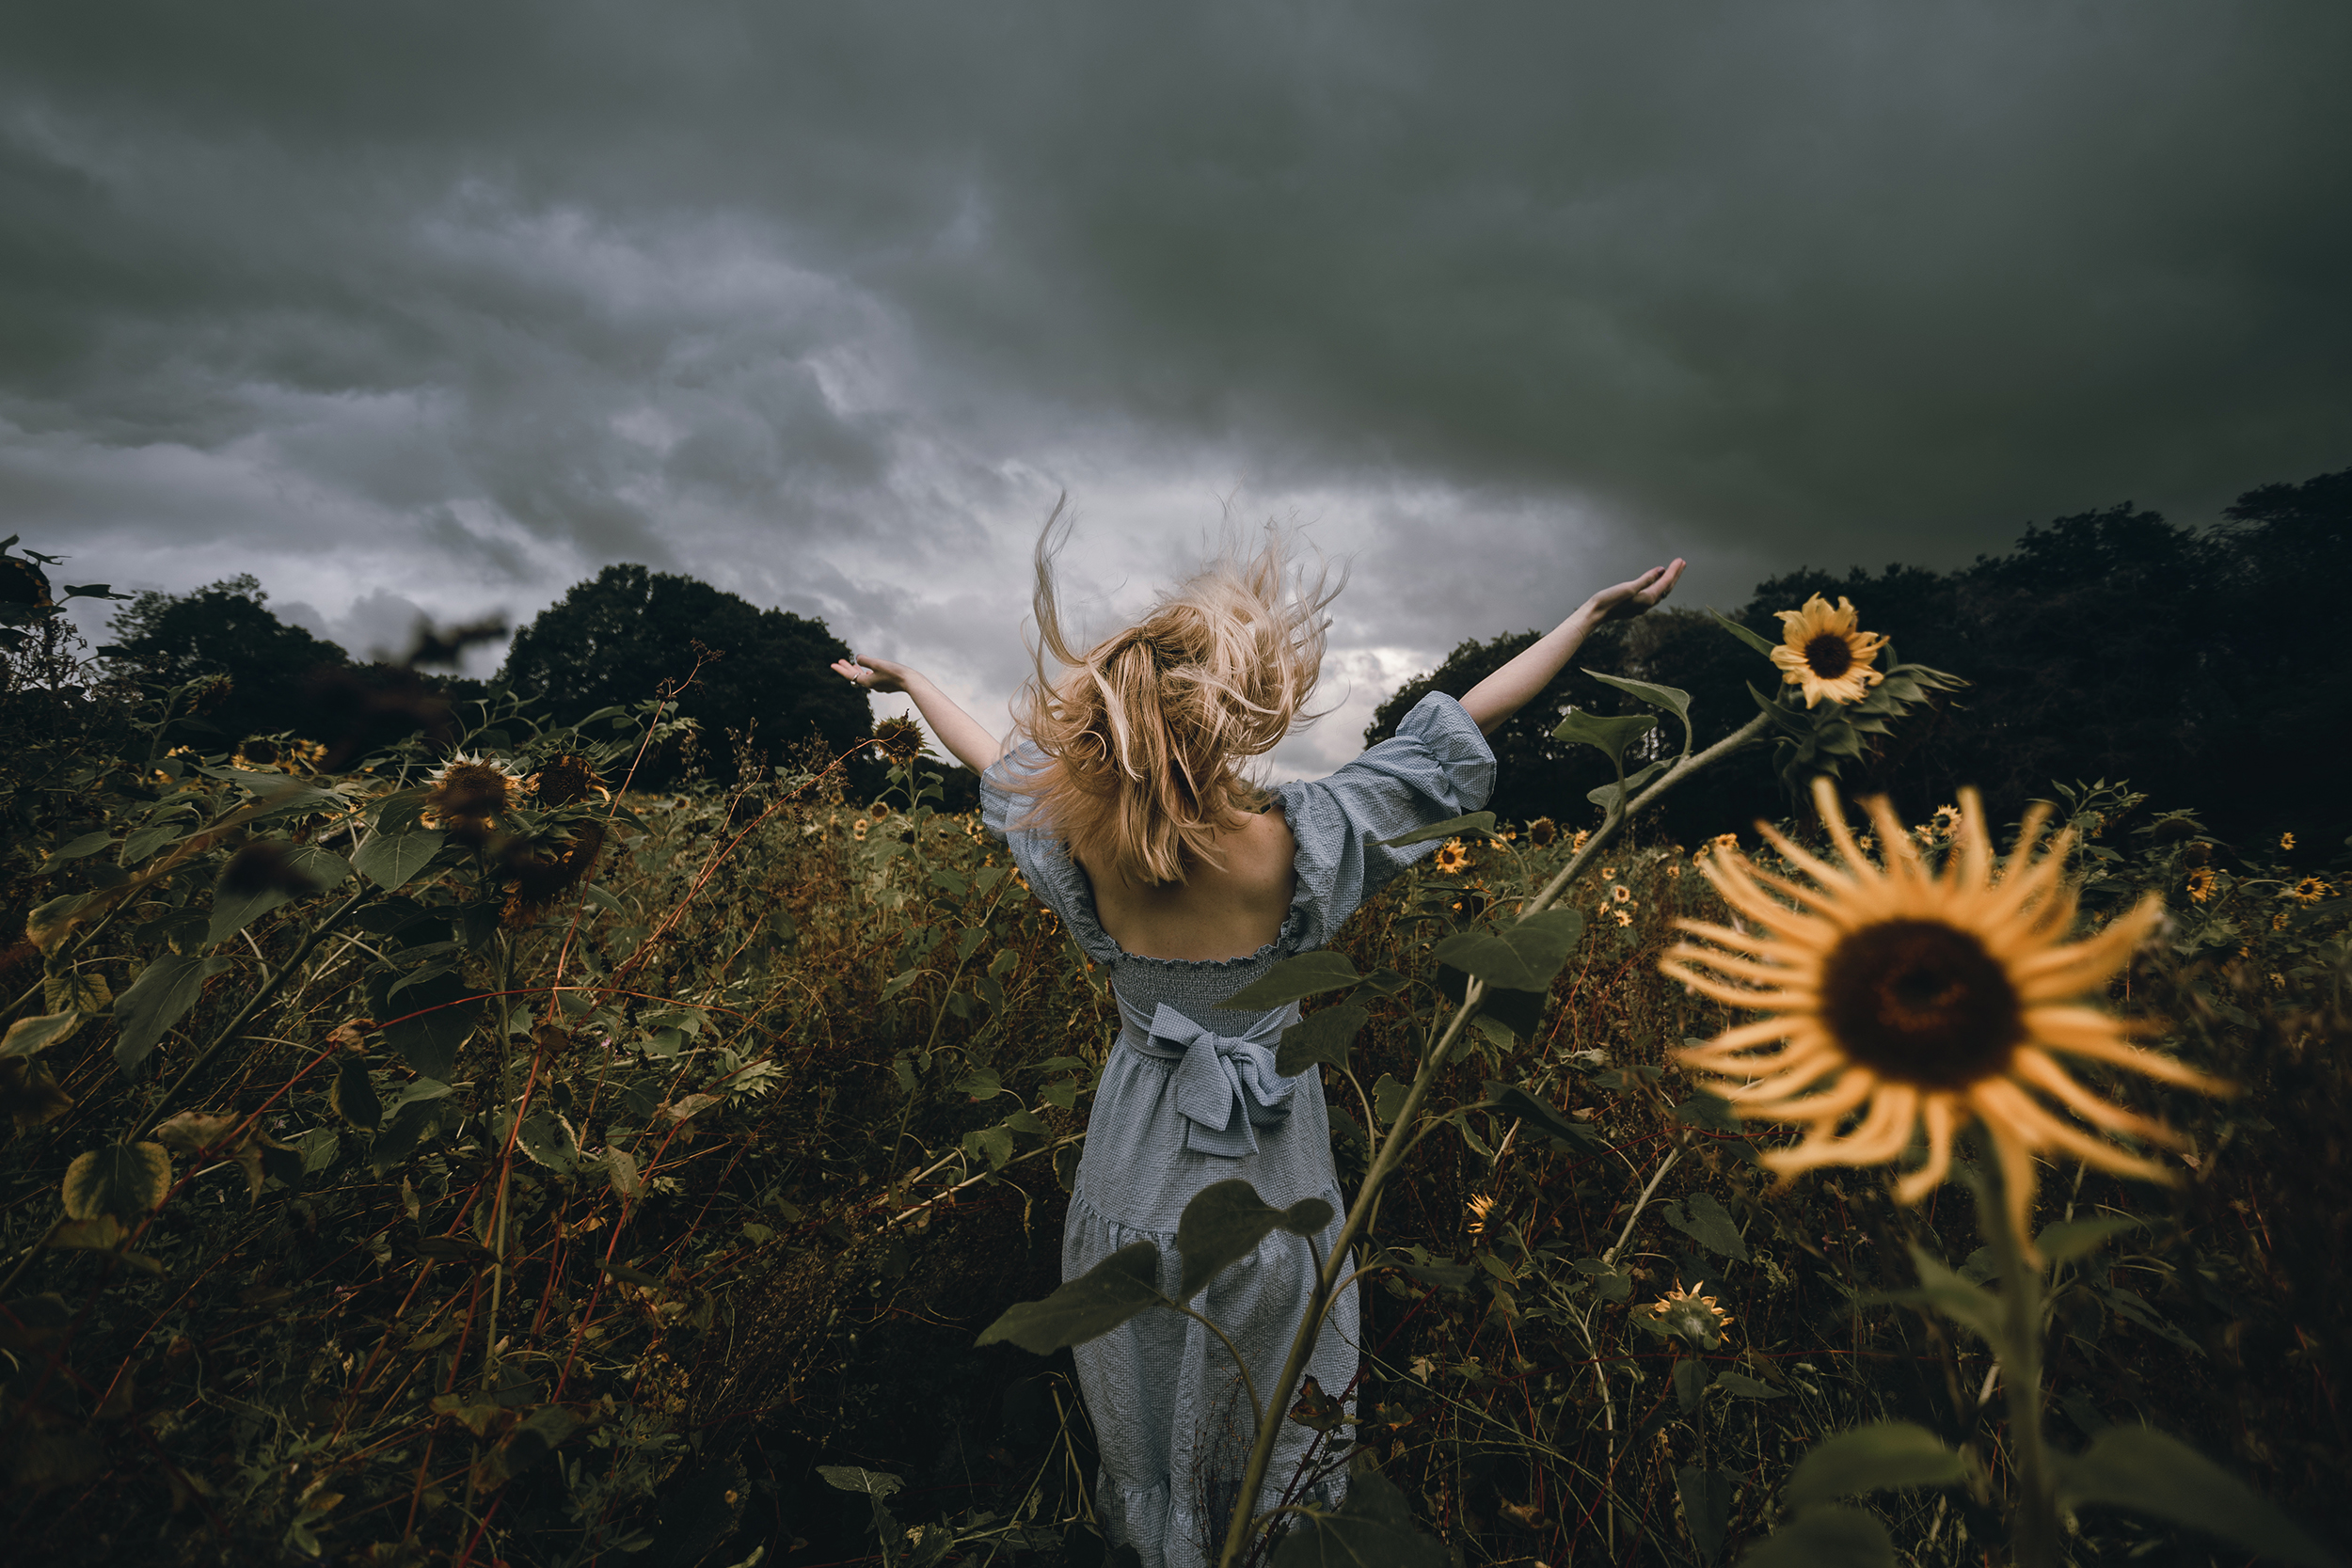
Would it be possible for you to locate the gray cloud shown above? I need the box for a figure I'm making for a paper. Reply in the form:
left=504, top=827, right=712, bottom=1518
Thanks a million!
left=7, top=2, right=2347, bottom=774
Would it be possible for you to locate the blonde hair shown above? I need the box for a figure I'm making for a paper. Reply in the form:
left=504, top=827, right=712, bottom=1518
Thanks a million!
left=1009, top=499, right=1343, bottom=886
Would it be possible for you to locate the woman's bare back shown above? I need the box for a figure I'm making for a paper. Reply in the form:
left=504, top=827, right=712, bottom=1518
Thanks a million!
left=1073, top=805, right=1298, bottom=963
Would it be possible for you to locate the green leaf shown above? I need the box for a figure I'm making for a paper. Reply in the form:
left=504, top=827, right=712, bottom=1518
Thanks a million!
left=63, top=1142, right=173, bottom=1223
left=1784, top=1421, right=1968, bottom=1513
left=1270, top=1459, right=1451, bottom=1568
left=1587, top=756, right=1672, bottom=812
left=2057, top=1425, right=2339, bottom=1567
left=881, top=969, right=925, bottom=1000
left=1677, top=1465, right=1734, bottom=1562
left=1373, top=1072, right=1411, bottom=1126
left=1374, top=812, right=1499, bottom=849
left=329, top=1056, right=382, bottom=1131
left=1277, top=1004, right=1369, bottom=1077
left=1550, top=707, right=1657, bottom=768
left=368, top=1096, right=449, bottom=1174
left=956, top=1065, right=1005, bottom=1101
left=113, top=954, right=230, bottom=1076
left=2035, top=1215, right=2142, bottom=1265
left=382, top=971, right=479, bottom=1081
left=977, top=1240, right=1166, bottom=1354
left=601, top=1145, right=642, bottom=1198
left=1175, top=1179, right=1334, bottom=1301
left=1478, top=1081, right=1601, bottom=1153
left=46, top=831, right=116, bottom=861
left=1223, top=951, right=1360, bottom=1010
left=1662, top=1193, right=1751, bottom=1262
left=1, top=1012, right=82, bottom=1061
left=967, top=1123, right=1015, bottom=1170
left=1709, top=607, right=1782, bottom=660
left=1587, top=670, right=1695, bottom=752
left=1738, top=1506, right=1896, bottom=1568
left=1714, top=1371, right=1787, bottom=1400
left=480, top=1405, right=581, bottom=1486
left=1674, top=1357, right=1708, bottom=1414
left=1872, top=1245, right=2009, bottom=1348
left=354, top=828, right=447, bottom=891
left=1675, top=1092, right=1742, bottom=1134
left=516, top=1111, right=580, bottom=1174
left=1430, top=909, right=1585, bottom=990
left=818, top=1465, right=904, bottom=1501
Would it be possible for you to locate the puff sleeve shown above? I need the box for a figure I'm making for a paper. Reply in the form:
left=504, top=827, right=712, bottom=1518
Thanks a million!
left=1273, top=692, right=1496, bottom=953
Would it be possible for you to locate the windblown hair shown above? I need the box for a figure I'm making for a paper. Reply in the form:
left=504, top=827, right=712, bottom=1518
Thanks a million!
left=1009, top=500, right=1343, bottom=887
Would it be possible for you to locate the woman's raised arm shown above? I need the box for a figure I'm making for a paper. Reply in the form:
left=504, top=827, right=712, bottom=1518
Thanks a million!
left=1456, top=560, right=1686, bottom=736
left=831, top=655, right=1005, bottom=773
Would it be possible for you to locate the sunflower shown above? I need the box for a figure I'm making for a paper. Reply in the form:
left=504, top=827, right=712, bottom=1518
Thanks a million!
left=423, top=753, right=526, bottom=834
left=2280, top=832, right=2296, bottom=851
left=1600, top=866, right=1618, bottom=880
left=1770, top=594, right=1888, bottom=707
left=851, top=817, right=870, bottom=841
left=1569, top=830, right=1591, bottom=851
left=529, top=753, right=608, bottom=808
left=870, top=716, right=929, bottom=763
left=1647, top=1280, right=1735, bottom=1350
left=1663, top=778, right=2229, bottom=1256
left=1466, top=1194, right=1496, bottom=1237
left=1432, top=838, right=1470, bottom=876
left=2288, top=876, right=2332, bottom=905
left=1612, top=884, right=1632, bottom=905
left=1710, top=832, right=1739, bottom=855
left=1528, top=816, right=1559, bottom=847
left=2185, top=867, right=2217, bottom=904
left=1614, top=910, right=1634, bottom=927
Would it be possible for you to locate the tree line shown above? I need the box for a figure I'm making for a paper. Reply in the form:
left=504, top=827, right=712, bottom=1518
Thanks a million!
left=1369, top=467, right=2349, bottom=852
left=86, top=466, right=2349, bottom=849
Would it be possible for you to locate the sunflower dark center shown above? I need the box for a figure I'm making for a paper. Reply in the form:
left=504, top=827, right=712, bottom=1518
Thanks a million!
left=1820, top=919, right=2023, bottom=1088
left=1804, top=632, right=1854, bottom=679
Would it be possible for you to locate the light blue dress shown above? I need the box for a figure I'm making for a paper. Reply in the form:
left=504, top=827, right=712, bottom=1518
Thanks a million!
left=981, top=694, right=1495, bottom=1568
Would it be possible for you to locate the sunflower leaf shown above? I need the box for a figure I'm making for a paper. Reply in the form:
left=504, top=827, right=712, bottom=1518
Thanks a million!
left=1708, top=607, right=1781, bottom=660
left=1550, top=708, right=1657, bottom=768
left=1375, top=812, right=1499, bottom=848
left=2053, top=1425, right=2338, bottom=1568
left=1585, top=670, right=1693, bottom=752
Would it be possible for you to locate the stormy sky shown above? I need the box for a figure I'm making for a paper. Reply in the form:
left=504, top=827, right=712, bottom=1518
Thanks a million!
left=6, top=3, right=2346, bottom=773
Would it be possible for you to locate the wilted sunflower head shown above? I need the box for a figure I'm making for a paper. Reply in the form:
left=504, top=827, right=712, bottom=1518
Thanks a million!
left=1648, top=1281, right=1735, bottom=1351
left=219, top=841, right=321, bottom=898
left=1664, top=778, right=2230, bottom=1257
left=232, top=738, right=282, bottom=769
left=869, top=716, right=929, bottom=763
left=1433, top=838, right=1470, bottom=876
left=1527, top=816, right=1559, bottom=847
left=424, top=754, right=526, bottom=832
left=1770, top=594, right=1889, bottom=708
left=529, top=753, right=607, bottom=808
left=496, top=823, right=608, bottom=925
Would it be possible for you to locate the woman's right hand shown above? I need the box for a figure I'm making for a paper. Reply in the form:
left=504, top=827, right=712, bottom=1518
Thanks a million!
left=832, top=654, right=915, bottom=694
left=1583, top=560, right=1686, bottom=624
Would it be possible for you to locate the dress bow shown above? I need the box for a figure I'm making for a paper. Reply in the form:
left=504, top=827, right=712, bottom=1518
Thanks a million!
left=1118, top=996, right=1300, bottom=1158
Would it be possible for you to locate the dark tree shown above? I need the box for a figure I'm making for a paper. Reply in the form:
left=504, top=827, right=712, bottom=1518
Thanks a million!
left=499, top=564, right=870, bottom=784
left=104, top=576, right=353, bottom=747
left=1369, top=469, right=2352, bottom=851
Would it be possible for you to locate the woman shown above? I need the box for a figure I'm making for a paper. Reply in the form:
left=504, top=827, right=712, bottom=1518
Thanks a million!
left=834, top=515, right=1682, bottom=1567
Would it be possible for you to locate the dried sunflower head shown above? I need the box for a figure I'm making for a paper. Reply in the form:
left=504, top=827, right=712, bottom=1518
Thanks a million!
left=1648, top=1280, right=1735, bottom=1351
left=423, top=753, right=526, bottom=836
left=529, top=753, right=607, bottom=808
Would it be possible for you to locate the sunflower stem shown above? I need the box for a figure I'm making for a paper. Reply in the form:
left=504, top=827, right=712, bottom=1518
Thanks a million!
left=1208, top=709, right=1772, bottom=1568
left=1975, top=1158, right=2062, bottom=1568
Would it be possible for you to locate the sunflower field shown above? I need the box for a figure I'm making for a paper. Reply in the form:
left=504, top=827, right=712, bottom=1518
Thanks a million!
left=1, top=562, right=2346, bottom=1568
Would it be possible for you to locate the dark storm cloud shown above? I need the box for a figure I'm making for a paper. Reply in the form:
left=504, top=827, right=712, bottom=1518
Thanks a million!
left=4, top=2, right=2346, bottom=768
